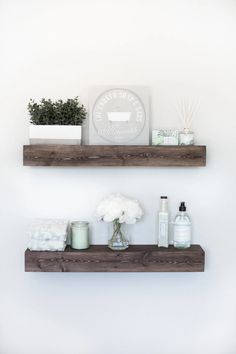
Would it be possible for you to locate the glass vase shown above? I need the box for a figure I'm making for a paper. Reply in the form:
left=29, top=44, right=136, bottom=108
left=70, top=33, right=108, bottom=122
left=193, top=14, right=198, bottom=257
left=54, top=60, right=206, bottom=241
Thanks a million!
left=108, top=220, right=129, bottom=251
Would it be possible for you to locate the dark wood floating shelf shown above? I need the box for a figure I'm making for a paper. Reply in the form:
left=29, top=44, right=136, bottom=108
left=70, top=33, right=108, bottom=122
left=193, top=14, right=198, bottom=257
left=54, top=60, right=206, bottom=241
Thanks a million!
left=25, top=245, right=205, bottom=272
left=23, top=145, right=206, bottom=167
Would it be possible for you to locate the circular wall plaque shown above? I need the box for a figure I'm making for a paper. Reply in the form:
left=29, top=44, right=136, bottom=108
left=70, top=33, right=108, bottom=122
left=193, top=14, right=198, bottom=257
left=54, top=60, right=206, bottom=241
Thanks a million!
left=92, top=88, right=146, bottom=143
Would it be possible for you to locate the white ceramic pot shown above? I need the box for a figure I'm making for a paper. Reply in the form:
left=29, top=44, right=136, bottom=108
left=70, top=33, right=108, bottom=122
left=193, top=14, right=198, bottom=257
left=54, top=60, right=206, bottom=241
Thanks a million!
left=29, top=125, right=82, bottom=145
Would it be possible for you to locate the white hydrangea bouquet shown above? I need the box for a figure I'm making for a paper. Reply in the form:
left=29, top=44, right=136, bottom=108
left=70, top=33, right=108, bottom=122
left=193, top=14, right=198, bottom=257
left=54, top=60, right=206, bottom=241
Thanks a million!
left=96, top=193, right=143, bottom=250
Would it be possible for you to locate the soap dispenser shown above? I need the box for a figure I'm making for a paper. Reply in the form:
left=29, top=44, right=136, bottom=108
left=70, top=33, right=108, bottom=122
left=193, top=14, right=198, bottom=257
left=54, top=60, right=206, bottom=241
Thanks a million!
left=173, top=202, right=191, bottom=249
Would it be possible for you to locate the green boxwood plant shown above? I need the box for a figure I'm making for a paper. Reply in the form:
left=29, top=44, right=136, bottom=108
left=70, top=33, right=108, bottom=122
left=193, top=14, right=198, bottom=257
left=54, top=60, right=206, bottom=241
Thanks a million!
left=28, top=97, right=87, bottom=125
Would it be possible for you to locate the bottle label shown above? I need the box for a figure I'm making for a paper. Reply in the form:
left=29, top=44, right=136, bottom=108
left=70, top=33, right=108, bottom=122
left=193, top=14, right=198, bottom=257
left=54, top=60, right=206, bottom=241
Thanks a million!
left=158, top=216, right=169, bottom=247
left=163, top=136, right=178, bottom=145
left=174, top=225, right=191, bottom=242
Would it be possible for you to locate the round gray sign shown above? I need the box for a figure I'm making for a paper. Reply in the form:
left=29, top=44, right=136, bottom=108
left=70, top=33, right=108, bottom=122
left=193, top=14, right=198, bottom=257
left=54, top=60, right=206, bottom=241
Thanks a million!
left=92, top=88, right=146, bottom=143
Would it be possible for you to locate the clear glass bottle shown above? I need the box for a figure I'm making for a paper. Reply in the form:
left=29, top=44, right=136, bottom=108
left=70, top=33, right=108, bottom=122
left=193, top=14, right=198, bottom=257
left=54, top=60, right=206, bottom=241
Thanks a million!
left=173, top=202, right=191, bottom=249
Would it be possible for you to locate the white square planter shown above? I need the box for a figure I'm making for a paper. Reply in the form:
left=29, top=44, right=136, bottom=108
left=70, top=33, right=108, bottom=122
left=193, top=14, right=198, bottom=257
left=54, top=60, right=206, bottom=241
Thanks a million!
left=29, top=125, right=82, bottom=145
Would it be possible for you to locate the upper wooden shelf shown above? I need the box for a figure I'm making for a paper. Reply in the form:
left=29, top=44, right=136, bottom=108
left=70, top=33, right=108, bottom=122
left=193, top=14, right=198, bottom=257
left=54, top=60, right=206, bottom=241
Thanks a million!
left=25, top=245, right=205, bottom=272
left=23, top=145, right=206, bottom=167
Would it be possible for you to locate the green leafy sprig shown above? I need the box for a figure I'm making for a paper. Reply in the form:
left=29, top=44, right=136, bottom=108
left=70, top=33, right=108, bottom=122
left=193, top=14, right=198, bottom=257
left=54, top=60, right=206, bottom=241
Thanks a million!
left=28, top=97, right=87, bottom=125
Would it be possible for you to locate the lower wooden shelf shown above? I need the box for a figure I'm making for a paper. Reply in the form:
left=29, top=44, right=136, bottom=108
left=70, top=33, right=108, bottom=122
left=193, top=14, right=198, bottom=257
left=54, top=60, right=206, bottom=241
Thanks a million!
left=25, top=245, right=205, bottom=272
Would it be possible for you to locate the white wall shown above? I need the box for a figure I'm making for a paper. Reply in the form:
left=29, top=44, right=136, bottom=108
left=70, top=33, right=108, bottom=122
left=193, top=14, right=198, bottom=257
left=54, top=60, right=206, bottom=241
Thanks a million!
left=1, top=0, right=236, bottom=353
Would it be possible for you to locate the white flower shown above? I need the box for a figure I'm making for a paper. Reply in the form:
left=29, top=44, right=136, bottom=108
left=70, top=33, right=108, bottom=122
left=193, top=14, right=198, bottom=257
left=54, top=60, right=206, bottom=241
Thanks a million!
left=96, top=194, right=143, bottom=224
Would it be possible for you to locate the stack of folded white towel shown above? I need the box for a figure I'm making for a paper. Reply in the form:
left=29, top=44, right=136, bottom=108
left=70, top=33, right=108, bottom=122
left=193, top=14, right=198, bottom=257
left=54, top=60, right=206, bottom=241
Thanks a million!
left=28, top=218, right=69, bottom=251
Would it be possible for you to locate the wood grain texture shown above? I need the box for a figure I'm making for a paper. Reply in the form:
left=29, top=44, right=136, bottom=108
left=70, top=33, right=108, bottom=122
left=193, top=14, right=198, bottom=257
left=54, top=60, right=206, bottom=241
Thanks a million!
left=23, top=145, right=206, bottom=167
left=25, top=245, right=205, bottom=272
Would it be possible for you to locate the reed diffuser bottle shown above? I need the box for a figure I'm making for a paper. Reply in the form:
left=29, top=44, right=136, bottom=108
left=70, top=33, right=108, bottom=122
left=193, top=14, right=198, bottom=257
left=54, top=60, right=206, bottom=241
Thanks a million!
left=177, top=99, right=199, bottom=145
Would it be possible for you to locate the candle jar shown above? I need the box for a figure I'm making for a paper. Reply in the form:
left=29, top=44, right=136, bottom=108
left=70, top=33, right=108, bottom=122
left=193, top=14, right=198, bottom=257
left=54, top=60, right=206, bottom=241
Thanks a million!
left=71, top=221, right=90, bottom=250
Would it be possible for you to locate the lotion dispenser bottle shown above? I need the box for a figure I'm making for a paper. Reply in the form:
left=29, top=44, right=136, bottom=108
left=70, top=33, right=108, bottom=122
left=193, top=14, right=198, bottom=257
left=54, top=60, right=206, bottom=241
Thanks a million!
left=158, top=196, right=169, bottom=247
left=173, top=202, right=192, bottom=249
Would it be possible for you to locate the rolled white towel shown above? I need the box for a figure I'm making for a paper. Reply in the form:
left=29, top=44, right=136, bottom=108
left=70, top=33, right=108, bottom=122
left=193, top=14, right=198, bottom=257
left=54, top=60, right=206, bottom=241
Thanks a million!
left=28, top=218, right=69, bottom=242
left=28, top=239, right=66, bottom=251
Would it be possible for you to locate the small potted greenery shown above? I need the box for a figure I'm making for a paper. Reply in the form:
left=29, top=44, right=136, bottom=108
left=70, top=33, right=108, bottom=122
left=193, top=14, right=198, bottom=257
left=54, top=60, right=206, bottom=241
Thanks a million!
left=28, top=97, right=87, bottom=145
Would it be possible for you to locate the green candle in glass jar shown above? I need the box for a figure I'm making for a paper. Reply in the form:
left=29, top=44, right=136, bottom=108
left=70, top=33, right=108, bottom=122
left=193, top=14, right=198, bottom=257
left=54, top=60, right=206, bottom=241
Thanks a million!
left=71, top=221, right=90, bottom=250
